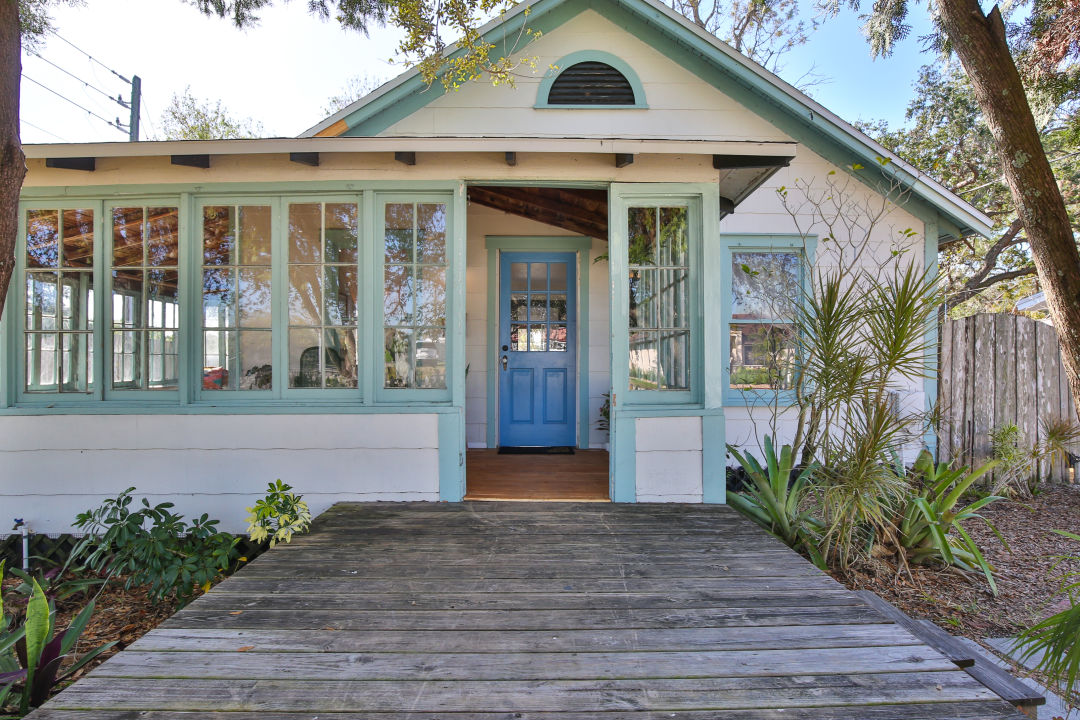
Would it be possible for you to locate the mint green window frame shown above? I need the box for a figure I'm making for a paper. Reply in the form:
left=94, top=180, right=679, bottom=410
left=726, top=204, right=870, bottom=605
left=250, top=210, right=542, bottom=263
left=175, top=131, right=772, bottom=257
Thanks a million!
left=535, top=50, right=649, bottom=109
left=375, top=192, right=454, bottom=403
left=719, top=234, right=816, bottom=407
left=610, top=187, right=704, bottom=407
left=16, top=201, right=105, bottom=405
left=281, top=195, right=365, bottom=401
left=104, top=199, right=183, bottom=401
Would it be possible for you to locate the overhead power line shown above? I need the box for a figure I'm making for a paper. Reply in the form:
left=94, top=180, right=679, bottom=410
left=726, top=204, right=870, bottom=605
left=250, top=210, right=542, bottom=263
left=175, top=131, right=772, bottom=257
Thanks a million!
left=48, top=30, right=131, bottom=85
left=27, top=50, right=129, bottom=110
left=20, top=118, right=67, bottom=142
left=21, top=74, right=127, bottom=135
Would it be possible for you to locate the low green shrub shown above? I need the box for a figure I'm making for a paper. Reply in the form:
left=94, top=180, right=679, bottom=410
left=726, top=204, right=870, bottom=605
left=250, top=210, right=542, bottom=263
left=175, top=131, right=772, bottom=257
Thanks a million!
left=72, top=489, right=239, bottom=605
left=246, top=480, right=312, bottom=548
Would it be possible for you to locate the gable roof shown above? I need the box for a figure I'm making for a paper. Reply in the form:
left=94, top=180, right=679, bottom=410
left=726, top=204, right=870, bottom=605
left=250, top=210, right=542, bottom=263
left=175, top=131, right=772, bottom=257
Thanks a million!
left=301, top=0, right=992, bottom=241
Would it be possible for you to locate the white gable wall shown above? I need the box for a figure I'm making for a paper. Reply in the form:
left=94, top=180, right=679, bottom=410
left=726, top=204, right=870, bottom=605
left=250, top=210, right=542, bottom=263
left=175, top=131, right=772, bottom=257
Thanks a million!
left=380, top=10, right=791, bottom=143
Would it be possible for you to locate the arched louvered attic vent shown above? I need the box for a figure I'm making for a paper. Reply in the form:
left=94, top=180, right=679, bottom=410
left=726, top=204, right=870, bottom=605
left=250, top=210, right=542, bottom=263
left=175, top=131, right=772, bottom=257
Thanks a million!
left=547, top=61, right=637, bottom=105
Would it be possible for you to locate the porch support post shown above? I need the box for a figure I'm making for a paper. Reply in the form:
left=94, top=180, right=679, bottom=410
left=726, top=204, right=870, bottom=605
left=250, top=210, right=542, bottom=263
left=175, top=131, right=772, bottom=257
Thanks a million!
left=440, top=182, right=469, bottom=501
left=701, top=189, right=726, bottom=503
left=924, top=218, right=940, bottom=459
left=607, top=186, right=636, bottom=502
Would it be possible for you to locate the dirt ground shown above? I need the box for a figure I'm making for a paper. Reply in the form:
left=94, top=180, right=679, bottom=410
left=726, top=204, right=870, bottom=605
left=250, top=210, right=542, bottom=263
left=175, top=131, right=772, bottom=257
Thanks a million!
left=833, top=484, right=1080, bottom=639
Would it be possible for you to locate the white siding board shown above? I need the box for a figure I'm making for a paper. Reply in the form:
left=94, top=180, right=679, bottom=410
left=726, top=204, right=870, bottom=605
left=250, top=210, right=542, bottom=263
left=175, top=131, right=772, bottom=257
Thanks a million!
left=379, top=10, right=791, bottom=143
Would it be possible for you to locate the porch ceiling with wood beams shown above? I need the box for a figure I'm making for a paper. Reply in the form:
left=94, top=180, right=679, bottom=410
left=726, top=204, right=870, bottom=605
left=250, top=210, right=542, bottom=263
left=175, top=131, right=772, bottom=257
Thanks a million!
left=468, top=154, right=792, bottom=240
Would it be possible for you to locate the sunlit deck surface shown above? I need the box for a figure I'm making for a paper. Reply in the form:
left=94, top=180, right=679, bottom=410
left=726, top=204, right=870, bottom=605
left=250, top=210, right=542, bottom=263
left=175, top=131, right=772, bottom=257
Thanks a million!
left=32, top=502, right=1023, bottom=719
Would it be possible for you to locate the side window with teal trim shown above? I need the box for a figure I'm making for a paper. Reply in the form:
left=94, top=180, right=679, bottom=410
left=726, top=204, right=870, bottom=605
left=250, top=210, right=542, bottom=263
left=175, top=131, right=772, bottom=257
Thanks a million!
left=723, top=239, right=812, bottom=403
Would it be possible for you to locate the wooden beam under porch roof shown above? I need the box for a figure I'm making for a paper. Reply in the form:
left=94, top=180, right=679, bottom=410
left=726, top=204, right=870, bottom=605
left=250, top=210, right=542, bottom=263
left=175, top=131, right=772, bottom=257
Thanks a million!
left=468, top=186, right=608, bottom=240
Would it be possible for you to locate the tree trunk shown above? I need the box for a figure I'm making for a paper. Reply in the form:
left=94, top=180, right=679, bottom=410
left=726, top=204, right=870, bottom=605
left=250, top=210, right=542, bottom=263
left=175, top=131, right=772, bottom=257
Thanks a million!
left=937, top=0, right=1080, bottom=424
left=0, top=0, right=25, bottom=323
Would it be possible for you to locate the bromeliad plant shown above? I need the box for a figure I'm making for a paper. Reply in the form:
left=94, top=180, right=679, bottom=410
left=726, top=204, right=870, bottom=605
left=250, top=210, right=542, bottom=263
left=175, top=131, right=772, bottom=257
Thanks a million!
left=727, top=437, right=825, bottom=569
left=246, top=480, right=312, bottom=548
left=899, top=451, right=1004, bottom=594
left=0, top=561, right=115, bottom=715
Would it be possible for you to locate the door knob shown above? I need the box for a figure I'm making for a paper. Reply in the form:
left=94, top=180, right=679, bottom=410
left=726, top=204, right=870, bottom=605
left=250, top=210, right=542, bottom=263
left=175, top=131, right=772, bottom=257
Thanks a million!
left=501, top=355, right=508, bottom=371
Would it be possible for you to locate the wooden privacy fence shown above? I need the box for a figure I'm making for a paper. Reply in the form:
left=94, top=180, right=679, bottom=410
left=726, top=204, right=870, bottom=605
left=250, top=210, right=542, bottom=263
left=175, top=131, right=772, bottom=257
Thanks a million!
left=940, top=312, right=1078, bottom=482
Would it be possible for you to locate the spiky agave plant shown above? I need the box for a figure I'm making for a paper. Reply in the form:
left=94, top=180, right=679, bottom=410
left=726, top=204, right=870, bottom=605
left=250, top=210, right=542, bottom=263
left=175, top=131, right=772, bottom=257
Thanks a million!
left=727, top=437, right=825, bottom=569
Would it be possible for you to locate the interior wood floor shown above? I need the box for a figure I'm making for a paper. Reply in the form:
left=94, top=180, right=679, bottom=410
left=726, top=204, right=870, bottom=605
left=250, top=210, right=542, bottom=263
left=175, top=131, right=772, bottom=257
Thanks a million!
left=31, top=502, right=1023, bottom=719
left=465, top=448, right=610, bottom=501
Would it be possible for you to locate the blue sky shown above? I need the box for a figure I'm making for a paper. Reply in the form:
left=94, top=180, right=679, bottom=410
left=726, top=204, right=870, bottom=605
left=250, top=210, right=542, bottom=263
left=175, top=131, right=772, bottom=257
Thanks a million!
left=18, top=0, right=939, bottom=144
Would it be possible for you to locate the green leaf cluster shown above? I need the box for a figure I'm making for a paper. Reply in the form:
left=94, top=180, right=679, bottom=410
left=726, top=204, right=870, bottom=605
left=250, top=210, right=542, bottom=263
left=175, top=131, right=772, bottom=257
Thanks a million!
left=72, top=488, right=239, bottom=605
left=246, top=480, right=312, bottom=548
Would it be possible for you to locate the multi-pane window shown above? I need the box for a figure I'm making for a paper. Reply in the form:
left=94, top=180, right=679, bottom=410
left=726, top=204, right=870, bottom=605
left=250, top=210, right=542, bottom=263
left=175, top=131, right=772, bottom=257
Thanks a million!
left=383, top=202, right=447, bottom=389
left=288, top=202, right=360, bottom=389
left=509, top=262, right=568, bottom=352
left=627, top=205, right=690, bottom=391
left=24, top=209, right=95, bottom=393
left=201, top=205, right=273, bottom=391
left=111, top=207, right=180, bottom=390
left=729, top=251, right=800, bottom=391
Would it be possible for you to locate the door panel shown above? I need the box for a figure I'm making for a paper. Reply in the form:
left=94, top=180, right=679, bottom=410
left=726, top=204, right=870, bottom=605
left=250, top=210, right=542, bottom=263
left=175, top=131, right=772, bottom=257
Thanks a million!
left=499, top=252, right=577, bottom=447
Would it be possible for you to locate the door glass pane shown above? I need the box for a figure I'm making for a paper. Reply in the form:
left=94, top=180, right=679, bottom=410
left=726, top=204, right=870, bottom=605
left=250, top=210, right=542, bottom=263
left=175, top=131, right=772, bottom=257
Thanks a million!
left=62, top=209, right=95, bottom=268
left=326, top=204, right=359, bottom=264
left=529, top=263, right=548, bottom=291
left=325, top=328, right=358, bottom=388
left=627, top=207, right=656, bottom=265
left=549, top=262, right=567, bottom=291
left=510, top=294, right=528, bottom=321
left=289, top=265, right=322, bottom=326
left=27, top=210, right=59, bottom=268
left=549, top=294, right=567, bottom=322
left=384, top=327, right=412, bottom=387
left=510, top=262, right=527, bottom=291
left=549, top=324, right=568, bottom=352
left=629, top=330, right=657, bottom=390
left=203, top=207, right=235, bottom=265
left=238, top=330, right=273, bottom=390
left=528, top=325, right=546, bottom=352
left=529, top=295, right=547, bottom=321
left=659, top=207, right=688, bottom=266
left=325, top=266, right=358, bottom=326
left=112, top=208, right=144, bottom=267
left=146, top=207, right=179, bottom=267
left=415, top=328, right=446, bottom=388
left=385, top=203, right=414, bottom=263
left=289, top=327, right=322, bottom=388
left=238, top=268, right=272, bottom=328
left=289, top=203, right=322, bottom=264
left=384, top=265, right=414, bottom=325
left=510, top=324, right=528, bottom=352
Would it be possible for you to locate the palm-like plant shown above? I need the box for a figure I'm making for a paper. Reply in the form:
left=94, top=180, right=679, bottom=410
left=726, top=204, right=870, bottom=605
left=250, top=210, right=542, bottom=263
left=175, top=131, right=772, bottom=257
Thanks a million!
left=900, top=450, right=1003, bottom=594
left=727, top=437, right=825, bottom=569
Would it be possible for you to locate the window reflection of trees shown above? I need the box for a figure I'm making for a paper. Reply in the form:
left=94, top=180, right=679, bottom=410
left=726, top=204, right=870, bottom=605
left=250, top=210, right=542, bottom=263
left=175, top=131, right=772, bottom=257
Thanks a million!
left=383, top=202, right=447, bottom=389
left=729, top=251, right=800, bottom=391
left=24, top=208, right=95, bottom=393
left=627, top=206, right=690, bottom=391
left=287, top=202, right=359, bottom=389
left=111, top=207, right=180, bottom=391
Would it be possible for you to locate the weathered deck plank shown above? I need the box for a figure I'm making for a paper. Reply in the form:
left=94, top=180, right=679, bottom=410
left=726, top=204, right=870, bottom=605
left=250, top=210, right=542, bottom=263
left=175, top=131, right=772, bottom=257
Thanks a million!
left=29, top=501, right=1024, bottom=719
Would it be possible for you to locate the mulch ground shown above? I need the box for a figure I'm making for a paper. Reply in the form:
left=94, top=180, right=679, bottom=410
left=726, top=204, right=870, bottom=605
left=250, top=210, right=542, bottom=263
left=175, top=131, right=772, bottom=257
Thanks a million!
left=832, top=483, right=1080, bottom=639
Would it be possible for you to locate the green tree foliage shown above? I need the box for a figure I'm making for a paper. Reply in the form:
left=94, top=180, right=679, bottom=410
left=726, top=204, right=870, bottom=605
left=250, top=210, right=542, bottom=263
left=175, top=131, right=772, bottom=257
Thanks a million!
left=160, top=87, right=264, bottom=140
left=863, top=64, right=1079, bottom=316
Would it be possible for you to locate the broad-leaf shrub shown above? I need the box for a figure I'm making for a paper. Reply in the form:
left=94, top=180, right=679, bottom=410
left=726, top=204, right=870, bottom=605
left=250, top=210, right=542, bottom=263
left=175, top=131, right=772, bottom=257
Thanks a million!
left=246, top=480, right=312, bottom=548
left=73, top=488, right=238, bottom=604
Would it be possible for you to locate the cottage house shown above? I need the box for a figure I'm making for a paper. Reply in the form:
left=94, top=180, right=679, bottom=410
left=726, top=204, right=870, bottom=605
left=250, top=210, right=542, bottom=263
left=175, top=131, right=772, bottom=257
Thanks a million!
left=0, top=0, right=992, bottom=533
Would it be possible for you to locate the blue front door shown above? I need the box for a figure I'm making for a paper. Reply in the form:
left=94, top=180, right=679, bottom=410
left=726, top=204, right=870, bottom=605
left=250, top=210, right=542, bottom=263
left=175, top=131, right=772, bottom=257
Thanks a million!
left=499, top=252, right=577, bottom=447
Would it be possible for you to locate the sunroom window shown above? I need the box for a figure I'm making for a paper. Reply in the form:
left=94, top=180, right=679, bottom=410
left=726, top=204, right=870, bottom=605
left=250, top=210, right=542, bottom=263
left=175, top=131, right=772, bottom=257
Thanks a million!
left=201, top=205, right=273, bottom=391
left=24, top=209, right=95, bottom=393
left=288, top=202, right=360, bottom=389
left=627, top=205, right=690, bottom=391
left=383, top=201, right=448, bottom=390
left=110, top=207, right=180, bottom=391
left=729, top=251, right=800, bottom=391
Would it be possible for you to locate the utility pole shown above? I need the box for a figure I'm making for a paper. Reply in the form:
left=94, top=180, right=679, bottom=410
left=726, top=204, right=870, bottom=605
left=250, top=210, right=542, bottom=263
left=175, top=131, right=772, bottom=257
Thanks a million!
left=128, top=75, right=141, bottom=141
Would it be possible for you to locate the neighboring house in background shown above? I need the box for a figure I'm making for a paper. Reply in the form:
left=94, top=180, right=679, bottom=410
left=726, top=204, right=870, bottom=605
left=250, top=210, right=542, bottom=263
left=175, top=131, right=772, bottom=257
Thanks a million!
left=0, top=0, right=992, bottom=534
left=1015, top=290, right=1051, bottom=318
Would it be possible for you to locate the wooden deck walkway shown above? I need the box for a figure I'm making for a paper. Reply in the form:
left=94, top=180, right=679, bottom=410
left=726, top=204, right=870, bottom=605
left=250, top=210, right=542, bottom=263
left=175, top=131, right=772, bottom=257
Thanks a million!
left=32, top=502, right=1024, bottom=719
